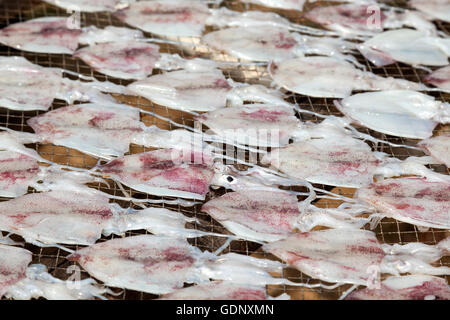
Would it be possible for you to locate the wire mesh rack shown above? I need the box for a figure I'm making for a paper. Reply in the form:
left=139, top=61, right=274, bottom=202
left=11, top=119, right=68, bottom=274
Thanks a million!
left=0, top=0, right=448, bottom=300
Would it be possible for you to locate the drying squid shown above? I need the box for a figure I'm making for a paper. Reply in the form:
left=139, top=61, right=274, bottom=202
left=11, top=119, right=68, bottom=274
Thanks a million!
left=207, top=7, right=332, bottom=36
left=68, top=234, right=344, bottom=295
left=0, top=17, right=82, bottom=54
left=27, top=102, right=144, bottom=159
left=43, top=0, right=134, bottom=12
left=202, top=26, right=358, bottom=63
left=0, top=245, right=107, bottom=300
left=74, top=39, right=222, bottom=80
left=269, top=56, right=425, bottom=98
left=263, top=229, right=450, bottom=286
left=0, top=18, right=143, bottom=54
left=113, top=0, right=329, bottom=38
left=240, top=0, right=308, bottom=10
left=195, top=104, right=299, bottom=147
left=113, top=0, right=211, bottom=38
left=425, top=66, right=450, bottom=91
left=0, top=130, right=62, bottom=197
left=346, top=275, right=450, bottom=300
left=0, top=244, right=31, bottom=298
left=418, top=135, right=450, bottom=167
left=74, top=41, right=161, bottom=80
left=305, top=4, right=438, bottom=37
left=159, top=281, right=272, bottom=300
left=0, top=165, right=217, bottom=246
left=127, top=68, right=287, bottom=112
left=25, top=100, right=282, bottom=160
left=0, top=56, right=128, bottom=111
left=0, top=17, right=147, bottom=54
left=334, top=90, right=450, bottom=139
left=241, top=0, right=378, bottom=11
left=26, top=102, right=204, bottom=159
left=95, top=145, right=341, bottom=201
left=261, top=117, right=435, bottom=188
left=410, top=0, right=450, bottom=23
left=97, top=148, right=215, bottom=200
left=202, top=189, right=372, bottom=243
left=355, top=175, right=450, bottom=230
left=0, top=151, right=39, bottom=198
left=359, top=29, right=450, bottom=67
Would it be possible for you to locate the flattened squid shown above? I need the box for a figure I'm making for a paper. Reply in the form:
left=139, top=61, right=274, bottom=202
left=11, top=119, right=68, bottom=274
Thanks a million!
left=269, top=56, right=425, bottom=98
left=26, top=102, right=203, bottom=159
left=158, top=281, right=273, bottom=300
left=202, top=26, right=358, bottom=63
left=346, top=275, right=450, bottom=300
left=418, top=135, right=450, bottom=167
left=263, top=229, right=450, bottom=286
left=240, top=0, right=308, bottom=11
left=0, top=17, right=144, bottom=54
left=0, top=56, right=128, bottom=111
left=0, top=150, right=39, bottom=198
left=127, top=68, right=287, bottom=112
left=0, top=245, right=106, bottom=300
left=202, top=189, right=373, bottom=243
left=97, top=148, right=215, bottom=200
left=241, top=0, right=376, bottom=11
left=74, top=38, right=223, bottom=80
left=0, top=162, right=217, bottom=246
left=359, top=29, right=450, bottom=67
left=113, top=0, right=328, bottom=38
left=27, top=102, right=143, bottom=159
left=305, top=4, right=438, bottom=37
left=43, top=0, right=134, bottom=12
left=0, top=17, right=81, bottom=54
left=260, top=117, right=435, bottom=188
left=25, top=100, right=287, bottom=161
left=425, top=66, right=450, bottom=91
left=410, top=0, right=450, bottom=23
left=0, top=130, right=65, bottom=198
left=195, top=104, right=299, bottom=147
left=334, top=90, right=450, bottom=139
left=113, top=0, right=211, bottom=38
left=355, top=175, right=450, bottom=230
left=68, top=234, right=345, bottom=295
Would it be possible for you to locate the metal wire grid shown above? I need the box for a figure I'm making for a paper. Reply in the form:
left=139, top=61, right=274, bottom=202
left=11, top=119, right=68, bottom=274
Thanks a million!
left=0, top=0, right=448, bottom=300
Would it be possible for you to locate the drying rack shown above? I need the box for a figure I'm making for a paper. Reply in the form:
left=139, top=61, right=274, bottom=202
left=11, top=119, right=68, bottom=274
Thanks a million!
left=0, top=0, right=448, bottom=300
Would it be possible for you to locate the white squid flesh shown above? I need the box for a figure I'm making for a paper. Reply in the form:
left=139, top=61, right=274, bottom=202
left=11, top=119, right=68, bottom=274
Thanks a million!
left=335, top=90, right=450, bottom=139
left=418, top=134, right=450, bottom=167
left=0, top=56, right=129, bottom=111
left=128, top=68, right=287, bottom=112
left=425, top=66, right=450, bottom=91
left=159, top=281, right=270, bottom=300
left=113, top=0, right=211, bottom=37
left=43, top=0, right=134, bottom=12
left=196, top=104, right=300, bottom=147
left=202, top=189, right=372, bottom=242
left=355, top=176, right=450, bottom=230
left=0, top=17, right=82, bottom=54
left=305, top=4, right=437, bottom=37
left=269, top=56, right=425, bottom=98
left=261, top=117, right=434, bottom=188
left=202, top=26, right=357, bottom=62
left=359, top=29, right=450, bottom=67
left=346, top=275, right=450, bottom=300
left=97, top=148, right=215, bottom=200
left=263, top=229, right=450, bottom=286
left=0, top=245, right=106, bottom=300
left=410, top=0, right=450, bottom=23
